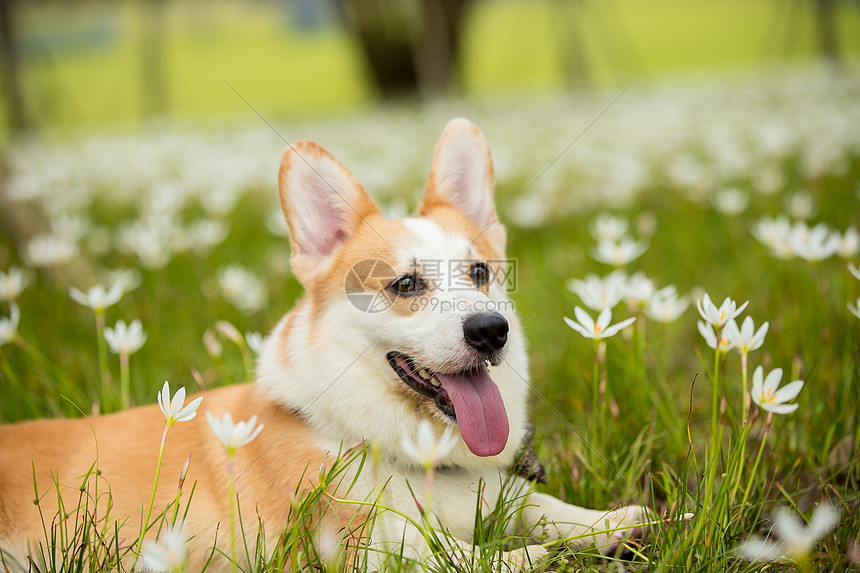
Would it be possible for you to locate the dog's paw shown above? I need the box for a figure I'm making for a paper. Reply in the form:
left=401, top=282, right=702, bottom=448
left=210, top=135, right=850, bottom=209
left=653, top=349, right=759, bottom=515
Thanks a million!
left=502, top=544, right=549, bottom=571
left=598, top=505, right=654, bottom=554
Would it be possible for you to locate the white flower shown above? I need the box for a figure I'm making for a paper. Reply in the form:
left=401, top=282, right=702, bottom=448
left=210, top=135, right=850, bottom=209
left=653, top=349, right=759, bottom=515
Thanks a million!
left=24, top=234, right=79, bottom=267
left=589, top=213, right=628, bottom=242
left=751, top=215, right=793, bottom=259
left=188, top=219, right=230, bottom=254
left=314, top=526, right=342, bottom=568
left=722, top=316, right=768, bottom=354
left=0, top=304, right=20, bottom=346
left=848, top=297, right=860, bottom=320
left=118, top=221, right=172, bottom=270
left=401, top=419, right=458, bottom=468
left=849, top=263, right=860, bottom=282
left=104, top=319, right=147, bottom=355
left=697, top=321, right=733, bottom=352
left=697, top=293, right=749, bottom=328
left=245, top=331, right=264, bottom=355
left=69, top=283, right=124, bottom=312
left=206, top=411, right=264, bottom=455
left=590, top=236, right=648, bottom=267
left=644, top=286, right=689, bottom=323
left=712, top=187, right=749, bottom=216
left=624, top=272, right=655, bottom=306
left=107, top=268, right=142, bottom=294
left=566, top=271, right=627, bottom=311
left=141, top=523, right=187, bottom=572
left=216, top=264, right=268, bottom=314
left=215, top=320, right=243, bottom=345
left=785, top=191, right=815, bottom=220
left=52, top=214, right=91, bottom=243
left=750, top=366, right=804, bottom=414
left=788, top=221, right=839, bottom=262
left=738, top=503, right=840, bottom=562
left=157, top=381, right=203, bottom=428
left=203, top=329, right=222, bottom=358
left=836, top=227, right=859, bottom=259
left=564, top=307, right=636, bottom=341
left=0, top=267, right=29, bottom=302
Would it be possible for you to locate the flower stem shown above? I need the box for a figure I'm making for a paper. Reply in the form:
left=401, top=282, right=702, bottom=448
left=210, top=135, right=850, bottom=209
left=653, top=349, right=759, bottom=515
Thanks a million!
left=730, top=353, right=750, bottom=506
left=741, top=413, right=772, bottom=511
left=119, top=352, right=131, bottom=410
left=239, top=344, right=254, bottom=382
left=710, top=342, right=721, bottom=452
left=424, top=464, right=435, bottom=526
left=592, top=339, right=600, bottom=467
left=740, top=352, right=749, bottom=424
left=134, top=425, right=169, bottom=568
left=227, top=456, right=237, bottom=573
left=95, top=310, right=112, bottom=411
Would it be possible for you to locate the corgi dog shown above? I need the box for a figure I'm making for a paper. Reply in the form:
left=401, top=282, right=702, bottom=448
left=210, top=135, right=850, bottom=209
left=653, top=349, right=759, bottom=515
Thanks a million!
left=0, top=119, right=648, bottom=571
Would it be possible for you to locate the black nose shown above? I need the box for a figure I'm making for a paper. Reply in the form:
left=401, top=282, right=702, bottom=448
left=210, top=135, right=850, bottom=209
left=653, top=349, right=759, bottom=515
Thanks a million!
left=463, top=312, right=509, bottom=354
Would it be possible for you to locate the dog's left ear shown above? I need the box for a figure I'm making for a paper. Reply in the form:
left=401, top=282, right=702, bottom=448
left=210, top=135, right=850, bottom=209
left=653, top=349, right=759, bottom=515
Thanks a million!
left=419, top=118, right=505, bottom=251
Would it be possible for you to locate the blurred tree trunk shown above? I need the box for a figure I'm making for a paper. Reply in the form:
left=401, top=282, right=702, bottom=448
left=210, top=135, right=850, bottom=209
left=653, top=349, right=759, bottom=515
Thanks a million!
left=557, top=0, right=590, bottom=88
left=344, top=0, right=471, bottom=98
left=813, top=0, right=839, bottom=64
left=139, top=0, right=169, bottom=117
left=0, top=0, right=28, bottom=133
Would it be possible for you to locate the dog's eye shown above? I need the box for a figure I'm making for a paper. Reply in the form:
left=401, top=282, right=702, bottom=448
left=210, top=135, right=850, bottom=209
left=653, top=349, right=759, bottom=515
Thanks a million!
left=389, top=274, right=419, bottom=295
left=470, top=262, right=490, bottom=286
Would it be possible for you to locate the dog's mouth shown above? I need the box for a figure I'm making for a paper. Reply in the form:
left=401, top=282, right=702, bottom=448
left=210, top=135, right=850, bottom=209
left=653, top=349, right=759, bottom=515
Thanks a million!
left=387, top=351, right=509, bottom=457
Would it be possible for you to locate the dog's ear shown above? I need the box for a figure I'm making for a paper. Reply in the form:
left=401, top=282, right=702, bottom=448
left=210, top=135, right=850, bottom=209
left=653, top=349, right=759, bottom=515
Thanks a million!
left=278, top=141, right=380, bottom=284
left=420, top=118, right=505, bottom=250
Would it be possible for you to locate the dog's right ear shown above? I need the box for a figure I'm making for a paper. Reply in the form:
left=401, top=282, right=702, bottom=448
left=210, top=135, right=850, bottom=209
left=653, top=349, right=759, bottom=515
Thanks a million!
left=278, top=141, right=380, bottom=285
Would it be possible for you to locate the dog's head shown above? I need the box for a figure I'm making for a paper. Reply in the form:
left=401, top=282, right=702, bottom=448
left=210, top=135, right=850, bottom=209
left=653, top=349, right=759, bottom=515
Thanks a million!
left=258, top=119, right=529, bottom=468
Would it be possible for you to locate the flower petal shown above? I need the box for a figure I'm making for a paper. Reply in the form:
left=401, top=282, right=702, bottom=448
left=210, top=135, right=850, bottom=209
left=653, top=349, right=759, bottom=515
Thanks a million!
left=772, top=380, right=804, bottom=404
left=176, top=396, right=203, bottom=423
left=69, top=287, right=88, bottom=307
left=737, top=538, right=787, bottom=562
left=563, top=316, right=592, bottom=338
left=172, top=387, right=187, bottom=417
left=596, top=307, right=612, bottom=330
left=751, top=366, right=764, bottom=396
left=574, top=307, right=594, bottom=329
left=697, top=320, right=716, bottom=348
left=763, top=368, right=784, bottom=396
left=807, top=504, right=840, bottom=539
left=158, top=381, right=170, bottom=418
left=773, top=508, right=807, bottom=546
left=765, top=403, right=799, bottom=414
left=604, top=316, right=636, bottom=338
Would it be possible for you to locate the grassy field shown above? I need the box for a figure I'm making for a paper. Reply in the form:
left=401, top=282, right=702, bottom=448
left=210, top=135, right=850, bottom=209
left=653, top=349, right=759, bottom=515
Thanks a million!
left=5, top=0, right=860, bottom=134
left=1, top=61, right=859, bottom=570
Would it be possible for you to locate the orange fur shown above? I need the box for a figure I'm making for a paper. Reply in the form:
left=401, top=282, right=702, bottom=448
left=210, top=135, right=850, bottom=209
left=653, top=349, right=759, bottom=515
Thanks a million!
left=0, top=384, right=350, bottom=568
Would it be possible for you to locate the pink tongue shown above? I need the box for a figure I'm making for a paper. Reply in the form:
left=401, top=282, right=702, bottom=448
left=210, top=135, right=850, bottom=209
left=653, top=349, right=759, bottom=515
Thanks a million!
left=436, top=366, right=509, bottom=457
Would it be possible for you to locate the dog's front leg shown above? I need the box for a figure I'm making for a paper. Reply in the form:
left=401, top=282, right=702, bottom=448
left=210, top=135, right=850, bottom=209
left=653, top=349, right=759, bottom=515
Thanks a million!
left=366, top=514, right=548, bottom=572
left=519, top=491, right=650, bottom=553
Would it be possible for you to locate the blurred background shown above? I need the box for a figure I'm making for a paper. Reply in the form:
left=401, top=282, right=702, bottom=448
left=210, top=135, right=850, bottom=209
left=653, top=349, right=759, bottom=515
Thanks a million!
left=0, top=0, right=859, bottom=424
left=1, top=0, right=859, bottom=134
